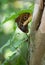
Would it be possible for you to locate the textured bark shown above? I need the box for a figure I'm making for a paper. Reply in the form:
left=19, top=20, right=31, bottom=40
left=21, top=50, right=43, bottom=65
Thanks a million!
left=30, top=0, right=45, bottom=65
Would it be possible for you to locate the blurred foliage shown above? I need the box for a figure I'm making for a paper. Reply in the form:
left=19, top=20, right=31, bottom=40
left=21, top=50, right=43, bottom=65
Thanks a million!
left=0, top=0, right=34, bottom=65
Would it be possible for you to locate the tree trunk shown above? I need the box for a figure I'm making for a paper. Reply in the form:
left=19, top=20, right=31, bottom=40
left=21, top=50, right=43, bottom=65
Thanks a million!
left=30, top=0, right=45, bottom=65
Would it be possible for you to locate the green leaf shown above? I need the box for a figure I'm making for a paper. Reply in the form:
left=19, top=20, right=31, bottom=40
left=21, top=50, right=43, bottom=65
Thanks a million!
left=2, top=4, right=34, bottom=24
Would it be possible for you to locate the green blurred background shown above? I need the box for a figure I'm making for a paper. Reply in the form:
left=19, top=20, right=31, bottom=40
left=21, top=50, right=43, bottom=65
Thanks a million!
left=0, top=0, right=34, bottom=65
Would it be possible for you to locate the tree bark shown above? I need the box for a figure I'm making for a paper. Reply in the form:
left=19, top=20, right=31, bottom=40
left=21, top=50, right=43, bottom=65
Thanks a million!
left=30, top=0, right=45, bottom=65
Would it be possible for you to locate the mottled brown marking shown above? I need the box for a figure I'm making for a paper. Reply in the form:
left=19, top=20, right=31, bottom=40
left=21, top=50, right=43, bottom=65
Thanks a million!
left=15, top=13, right=30, bottom=33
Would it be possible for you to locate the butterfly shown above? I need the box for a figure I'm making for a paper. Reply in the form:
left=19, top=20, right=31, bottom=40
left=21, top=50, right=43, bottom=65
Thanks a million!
left=15, top=13, right=32, bottom=33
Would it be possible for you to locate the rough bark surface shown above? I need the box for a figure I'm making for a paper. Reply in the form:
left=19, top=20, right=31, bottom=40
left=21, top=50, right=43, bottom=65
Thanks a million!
left=30, top=0, right=45, bottom=65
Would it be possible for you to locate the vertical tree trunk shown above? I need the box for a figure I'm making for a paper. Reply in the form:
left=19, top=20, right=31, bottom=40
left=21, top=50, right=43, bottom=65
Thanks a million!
left=30, top=0, right=45, bottom=65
